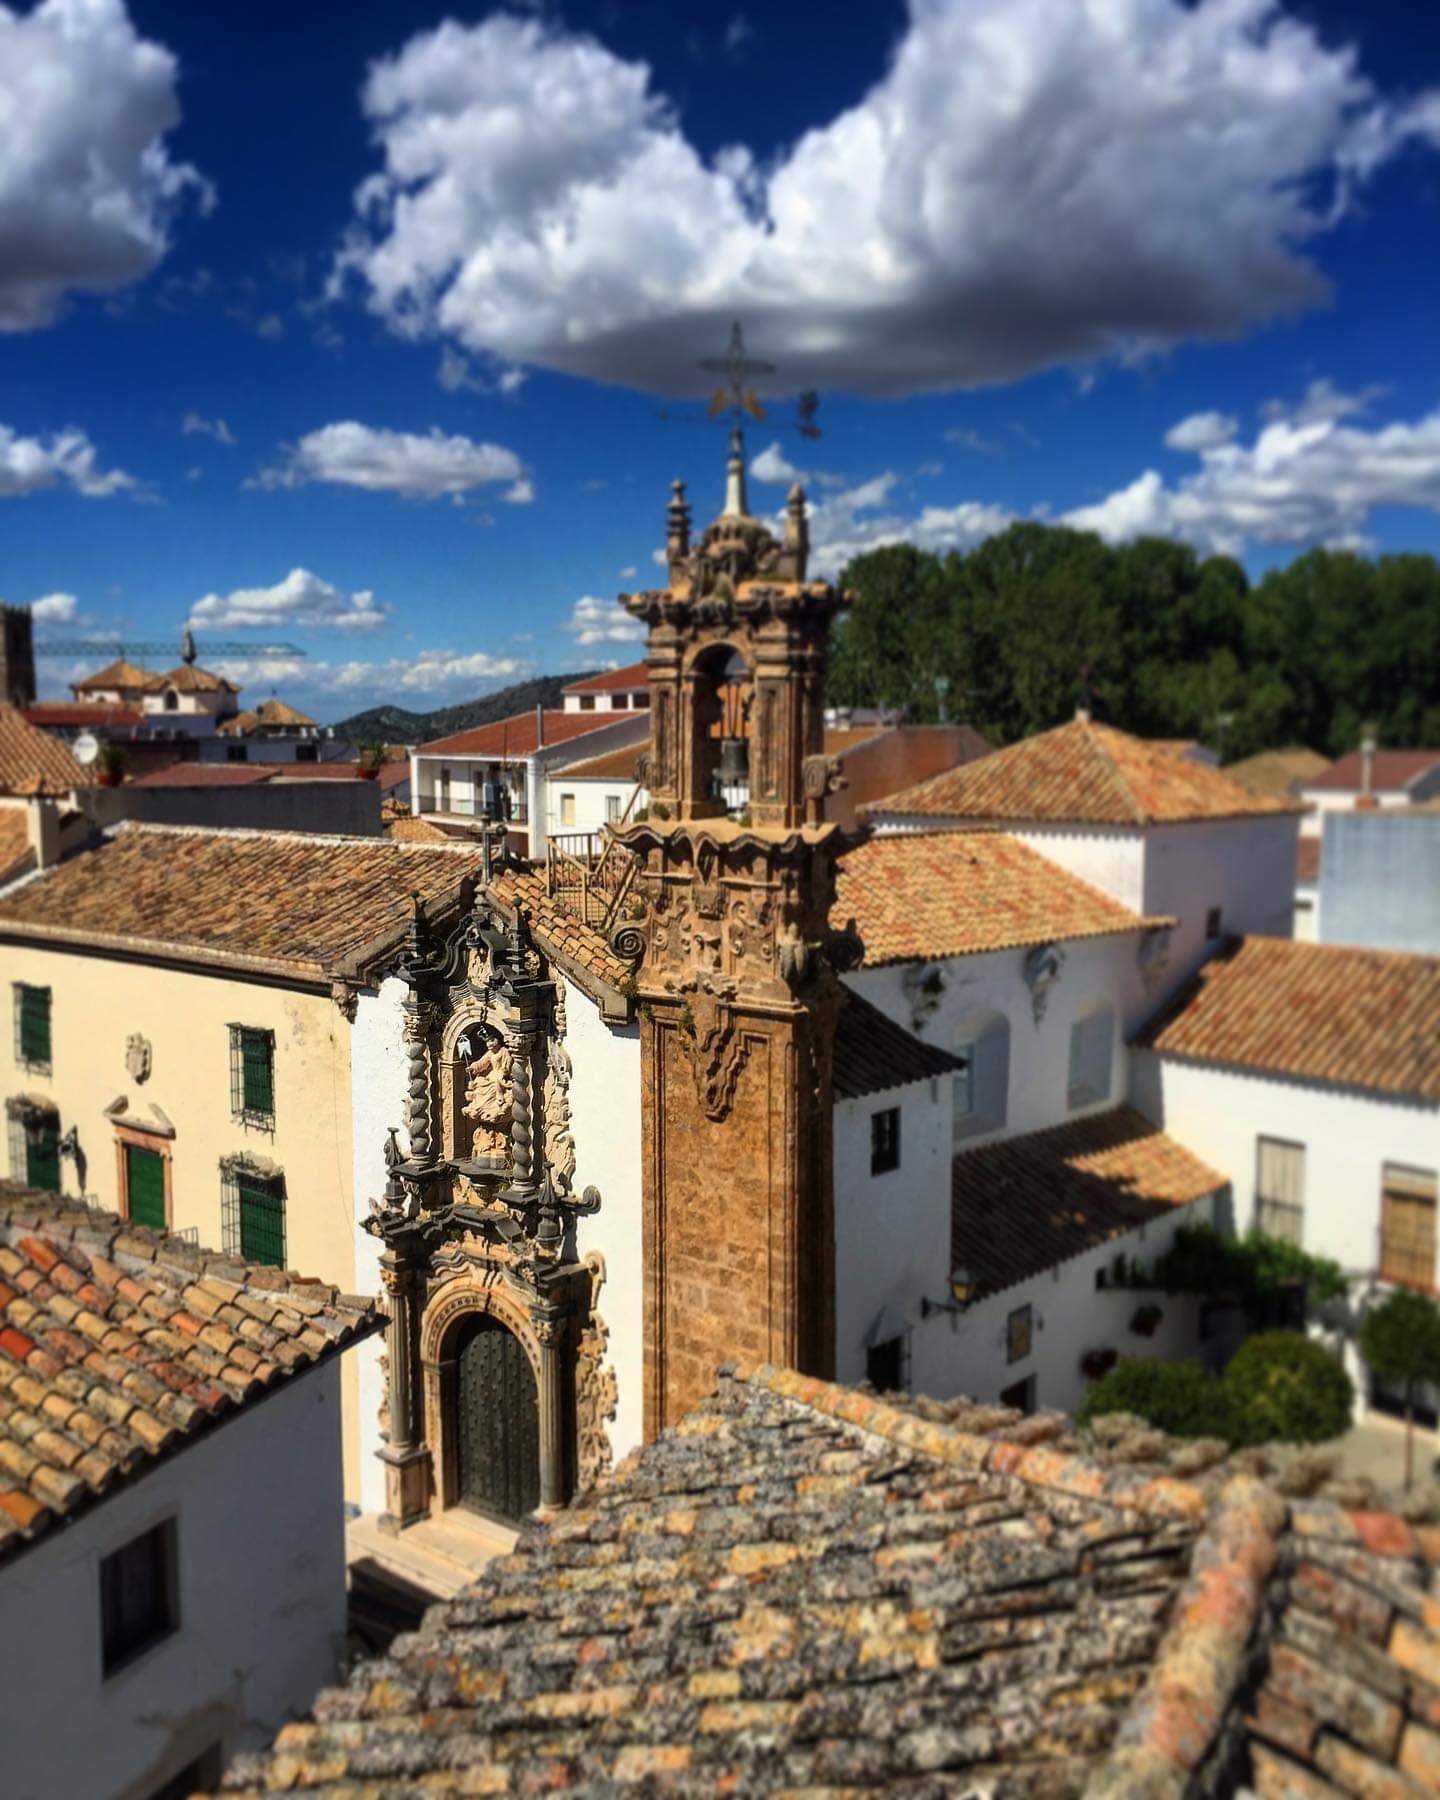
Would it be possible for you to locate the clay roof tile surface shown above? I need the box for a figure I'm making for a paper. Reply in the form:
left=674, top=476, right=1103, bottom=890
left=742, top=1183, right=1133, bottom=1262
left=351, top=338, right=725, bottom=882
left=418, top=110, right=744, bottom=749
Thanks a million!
left=420, top=710, right=638, bottom=759
left=833, top=829, right=1167, bottom=965
left=71, top=659, right=165, bottom=695
left=1141, top=935, right=1440, bottom=1103
left=0, top=705, right=88, bottom=796
left=0, top=1184, right=380, bottom=1565
left=1306, top=749, right=1440, bottom=793
left=562, top=661, right=649, bottom=693
left=868, top=718, right=1302, bottom=826
left=833, top=989, right=964, bottom=1099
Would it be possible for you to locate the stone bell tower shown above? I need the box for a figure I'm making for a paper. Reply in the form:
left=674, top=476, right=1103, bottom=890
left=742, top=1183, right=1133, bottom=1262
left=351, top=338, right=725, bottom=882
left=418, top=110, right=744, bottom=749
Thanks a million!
left=614, top=431, right=859, bottom=1434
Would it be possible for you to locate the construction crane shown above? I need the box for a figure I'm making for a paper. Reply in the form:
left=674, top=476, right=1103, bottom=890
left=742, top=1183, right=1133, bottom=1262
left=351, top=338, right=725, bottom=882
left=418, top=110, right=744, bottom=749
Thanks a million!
left=34, top=625, right=305, bottom=664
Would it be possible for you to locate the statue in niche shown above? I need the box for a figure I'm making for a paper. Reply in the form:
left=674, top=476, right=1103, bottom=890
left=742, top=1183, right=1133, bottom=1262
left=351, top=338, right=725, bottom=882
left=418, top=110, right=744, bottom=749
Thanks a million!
left=462, top=1033, right=514, bottom=1159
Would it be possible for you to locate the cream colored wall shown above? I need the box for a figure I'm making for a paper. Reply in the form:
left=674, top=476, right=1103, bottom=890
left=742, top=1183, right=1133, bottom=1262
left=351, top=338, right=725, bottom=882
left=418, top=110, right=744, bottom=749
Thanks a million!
left=1, top=942, right=367, bottom=1499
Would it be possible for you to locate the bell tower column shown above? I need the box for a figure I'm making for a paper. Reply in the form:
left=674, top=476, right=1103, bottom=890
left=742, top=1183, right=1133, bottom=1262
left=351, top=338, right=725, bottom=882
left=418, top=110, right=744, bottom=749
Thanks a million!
left=614, top=446, right=852, bottom=1435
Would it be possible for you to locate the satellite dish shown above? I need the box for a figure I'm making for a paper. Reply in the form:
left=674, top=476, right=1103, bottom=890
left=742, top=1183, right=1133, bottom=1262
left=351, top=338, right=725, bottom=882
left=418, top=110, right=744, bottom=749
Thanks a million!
left=73, top=732, right=99, bottom=767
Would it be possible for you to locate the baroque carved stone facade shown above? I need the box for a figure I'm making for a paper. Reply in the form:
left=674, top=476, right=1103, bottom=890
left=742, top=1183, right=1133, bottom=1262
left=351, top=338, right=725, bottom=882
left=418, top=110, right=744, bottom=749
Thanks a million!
left=364, top=885, right=614, bottom=1530
left=613, top=438, right=860, bottom=1433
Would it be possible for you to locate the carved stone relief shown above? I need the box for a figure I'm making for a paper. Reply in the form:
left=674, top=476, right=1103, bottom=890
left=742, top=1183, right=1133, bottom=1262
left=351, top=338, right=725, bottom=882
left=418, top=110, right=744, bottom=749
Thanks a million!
left=575, top=1250, right=618, bottom=1490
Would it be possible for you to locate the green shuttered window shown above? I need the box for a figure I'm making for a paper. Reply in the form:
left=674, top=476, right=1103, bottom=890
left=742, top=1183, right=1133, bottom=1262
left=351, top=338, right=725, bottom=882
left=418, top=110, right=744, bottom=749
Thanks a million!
left=221, top=1162, right=286, bottom=1268
left=13, top=985, right=51, bottom=1072
left=125, top=1143, right=167, bottom=1230
left=228, top=1025, right=275, bottom=1126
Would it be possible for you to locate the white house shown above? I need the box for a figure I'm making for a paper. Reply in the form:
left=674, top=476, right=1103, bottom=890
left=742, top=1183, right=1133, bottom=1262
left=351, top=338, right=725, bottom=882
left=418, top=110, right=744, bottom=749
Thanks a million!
left=0, top=1185, right=380, bottom=1800
left=1298, top=746, right=1440, bottom=835
left=1135, top=933, right=1440, bottom=1418
left=560, top=662, right=650, bottom=714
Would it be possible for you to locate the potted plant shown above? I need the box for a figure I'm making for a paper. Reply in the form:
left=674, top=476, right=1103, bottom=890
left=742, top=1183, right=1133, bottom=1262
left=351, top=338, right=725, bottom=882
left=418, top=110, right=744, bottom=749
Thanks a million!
left=94, top=743, right=128, bottom=787
left=357, top=741, right=389, bottom=781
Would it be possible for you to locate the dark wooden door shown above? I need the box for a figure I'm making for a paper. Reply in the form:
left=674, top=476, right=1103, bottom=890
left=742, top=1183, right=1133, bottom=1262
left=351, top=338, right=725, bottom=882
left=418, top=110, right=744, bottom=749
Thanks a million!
left=454, top=1315, right=540, bottom=1523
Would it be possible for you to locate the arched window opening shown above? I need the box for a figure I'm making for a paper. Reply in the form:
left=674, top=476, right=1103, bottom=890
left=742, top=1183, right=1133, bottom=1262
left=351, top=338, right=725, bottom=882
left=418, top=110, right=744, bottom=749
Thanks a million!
left=691, top=644, right=752, bottom=815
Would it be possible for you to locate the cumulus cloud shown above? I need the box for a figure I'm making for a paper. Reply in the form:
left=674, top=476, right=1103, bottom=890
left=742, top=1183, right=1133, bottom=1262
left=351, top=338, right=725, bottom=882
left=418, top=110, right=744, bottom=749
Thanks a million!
left=0, top=424, right=134, bottom=497
left=1064, top=389, right=1440, bottom=554
left=502, top=477, right=535, bottom=505
left=28, top=592, right=78, bottom=623
left=1261, top=376, right=1388, bottom=428
left=182, top=412, right=236, bottom=446
left=566, top=596, right=646, bottom=646
left=0, top=0, right=213, bottom=331
left=1164, top=412, right=1238, bottom=452
left=188, top=568, right=391, bottom=633
left=333, top=0, right=1439, bottom=397
left=214, top=647, right=529, bottom=709
left=253, top=421, right=524, bottom=500
left=803, top=474, right=1014, bottom=576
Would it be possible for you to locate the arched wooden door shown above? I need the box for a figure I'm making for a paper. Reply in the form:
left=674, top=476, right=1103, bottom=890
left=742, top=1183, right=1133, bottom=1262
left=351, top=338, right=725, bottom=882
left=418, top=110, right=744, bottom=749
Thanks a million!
left=453, top=1314, right=540, bottom=1524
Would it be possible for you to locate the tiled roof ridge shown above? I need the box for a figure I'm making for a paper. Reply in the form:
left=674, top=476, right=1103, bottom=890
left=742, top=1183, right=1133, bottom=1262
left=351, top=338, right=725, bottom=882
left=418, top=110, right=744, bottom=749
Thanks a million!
left=728, top=1364, right=1440, bottom=1797
left=1085, top=719, right=1153, bottom=825
left=108, top=820, right=485, bottom=858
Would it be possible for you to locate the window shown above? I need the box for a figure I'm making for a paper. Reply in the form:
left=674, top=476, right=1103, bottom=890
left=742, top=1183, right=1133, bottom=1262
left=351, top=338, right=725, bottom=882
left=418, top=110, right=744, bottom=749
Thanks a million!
left=1255, top=1137, right=1305, bottom=1245
left=559, top=793, right=577, bottom=827
left=1380, top=1164, right=1438, bottom=1290
left=294, top=742, right=318, bottom=763
left=100, top=1519, right=177, bottom=1676
left=228, top=1025, right=275, bottom=1127
left=13, top=984, right=51, bottom=1072
left=605, top=793, right=622, bottom=823
left=866, top=1336, right=906, bottom=1393
left=870, top=1106, right=900, bottom=1176
left=1007, top=1304, right=1033, bottom=1364
left=953, top=1011, right=1010, bottom=1144
left=123, top=1142, right=167, bottom=1230
left=221, top=1161, right=287, bottom=1267
left=633, top=691, right=650, bottom=709
left=7, top=1100, right=59, bottom=1188
left=1067, top=1009, right=1114, bottom=1110
left=1206, top=907, right=1223, bottom=939
left=162, top=688, right=178, bottom=711
left=225, top=743, right=248, bottom=762
left=579, top=694, right=596, bottom=711
left=611, top=694, right=628, bottom=710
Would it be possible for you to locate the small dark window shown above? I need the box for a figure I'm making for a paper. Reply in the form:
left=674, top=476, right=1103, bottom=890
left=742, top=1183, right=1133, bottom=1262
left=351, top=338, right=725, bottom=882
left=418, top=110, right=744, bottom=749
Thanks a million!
left=633, top=691, right=651, bottom=709
left=579, top=694, right=596, bottom=711
left=1206, top=906, right=1222, bottom=939
left=13, top=984, right=52, bottom=1072
left=293, top=742, right=318, bottom=763
left=870, top=1106, right=900, bottom=1176
left=866, top=1336, right=906, bottom=1393
left=229, top=1025, right=275, bottom=1126
left=225, top=743, right=248, bottom=762
left=1000, top=1375, right=1036, bottom=1416
left=101, top=1519, right=177, bottom=1676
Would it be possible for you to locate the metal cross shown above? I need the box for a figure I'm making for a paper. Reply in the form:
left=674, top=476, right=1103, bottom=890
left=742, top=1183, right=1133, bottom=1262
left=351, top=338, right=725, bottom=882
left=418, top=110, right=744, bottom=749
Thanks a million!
left=699, top=321, right=773, bottom=425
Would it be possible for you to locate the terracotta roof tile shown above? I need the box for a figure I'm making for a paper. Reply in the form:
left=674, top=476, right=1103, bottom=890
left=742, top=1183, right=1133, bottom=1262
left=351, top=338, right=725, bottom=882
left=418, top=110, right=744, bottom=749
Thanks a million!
left=0, top=810, right=30, bottom=886
left=71, top=659, right=164, bottom=695
left=421, top=709, right=638, bottom=759
left=834, top=829, right=1166, bottom=965
left=951, top=1106, right=1224, bottom=1299
left=157, top=663, right=238, bottom=694
left=833, top=989, right=963, bottom=1099
left=130, top=761, right=279, bottom=787
left=1141, top=935, right=1440, bottom=1103
left=23, top=702, right=145, bottom=729
left=1225, top=746, right=1330, bottom=799
left=552, top=743, right=648, bottom=781
left=869, top=719, right=1302, bottom=826
left=271, top=760, right=410, bottom=790
left=0, top=1185, right=380, bottom=1564
left=488, top=867, right=634, bottom=995
left=1306, top=750, right=1440, bottom=793
left=0, top=705, right=88, bottom=796
left=562, top=661, right=649, bottom=693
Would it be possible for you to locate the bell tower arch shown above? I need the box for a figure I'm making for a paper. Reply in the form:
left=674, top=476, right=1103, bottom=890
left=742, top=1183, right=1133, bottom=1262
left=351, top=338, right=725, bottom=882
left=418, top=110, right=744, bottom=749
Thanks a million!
left=614, top=430, right=857, bottom=1433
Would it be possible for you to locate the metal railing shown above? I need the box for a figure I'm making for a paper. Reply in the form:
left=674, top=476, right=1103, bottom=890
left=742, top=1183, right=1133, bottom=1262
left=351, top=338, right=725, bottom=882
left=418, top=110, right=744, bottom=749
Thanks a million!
left=544, top=805, right=640, bottom=932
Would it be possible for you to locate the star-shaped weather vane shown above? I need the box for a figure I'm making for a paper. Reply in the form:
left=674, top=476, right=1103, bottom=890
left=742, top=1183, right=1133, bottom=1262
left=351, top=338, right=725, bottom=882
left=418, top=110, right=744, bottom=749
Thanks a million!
left=655, top=320, right=822, bottom=440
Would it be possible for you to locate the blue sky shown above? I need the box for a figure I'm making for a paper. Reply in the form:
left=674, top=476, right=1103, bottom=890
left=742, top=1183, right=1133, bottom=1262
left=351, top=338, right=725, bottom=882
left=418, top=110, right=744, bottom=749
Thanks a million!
left=2, top=0, right=1439, bottom=720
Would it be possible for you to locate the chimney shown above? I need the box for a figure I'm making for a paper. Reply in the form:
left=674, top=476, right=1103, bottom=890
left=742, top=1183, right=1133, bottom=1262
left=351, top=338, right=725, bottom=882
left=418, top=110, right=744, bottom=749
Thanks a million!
left=1075, top=704, right=1092, bottom=725
left=25, top=794, right=60, bottom=870
left=1360, top=725, right=1377, bottom=799
left=535, top=702, right=545, bottom=749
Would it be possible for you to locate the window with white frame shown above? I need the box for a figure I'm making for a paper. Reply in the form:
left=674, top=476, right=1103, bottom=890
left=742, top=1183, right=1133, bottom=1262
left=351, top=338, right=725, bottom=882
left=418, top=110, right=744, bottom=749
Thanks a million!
left=1067, top=1009, right=1114, bottom=1110
left=559, top=793, right=576, bottom=826
left=1255, top=1137, right=1306, bottom=1244
left=605, top=793, right=622, bottom=823
left=953, top=1010, right=1009, bottom=1144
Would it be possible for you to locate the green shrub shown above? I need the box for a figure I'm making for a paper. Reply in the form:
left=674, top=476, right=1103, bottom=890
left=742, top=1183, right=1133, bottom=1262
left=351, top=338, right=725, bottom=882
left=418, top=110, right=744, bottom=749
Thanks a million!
left=1223, top=1331, right=1353, bottom=1447
left=1077, top=1357, right=1235, bottom=1440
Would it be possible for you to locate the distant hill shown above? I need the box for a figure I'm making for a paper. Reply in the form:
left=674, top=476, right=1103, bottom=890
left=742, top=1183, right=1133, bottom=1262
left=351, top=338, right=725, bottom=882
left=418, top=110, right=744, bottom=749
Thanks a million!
left=330, top=672, right=599, bottom=745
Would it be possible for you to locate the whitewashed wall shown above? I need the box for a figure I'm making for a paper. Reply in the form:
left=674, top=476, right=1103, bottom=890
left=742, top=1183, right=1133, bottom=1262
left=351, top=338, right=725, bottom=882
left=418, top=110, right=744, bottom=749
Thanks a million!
left=909, top=1195, right=1217, bottom=1417
left=349, top=977, right=409, bottom=1520
left=565, top=978, right=645, bottom=1465
left=0, top=1360, right=348, bottom=1800
left=844, top=932, right=1153, bottom=1150
left=545, top=776, right=643, bottom=838
left=833, top=1075, right=953, bottom=1385
left=1140, top=817, right=1299, bottom=976
left=1006, top=824, right=1147, bottom=915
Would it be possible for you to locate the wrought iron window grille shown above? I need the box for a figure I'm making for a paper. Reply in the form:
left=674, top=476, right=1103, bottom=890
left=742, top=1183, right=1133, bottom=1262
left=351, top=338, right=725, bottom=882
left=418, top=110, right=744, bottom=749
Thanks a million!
left=227, top=1024, right=275, bottom=1128
left=13, top=983, right=52, bottom=1074
left=220, top=1157, right=286, bottom=1268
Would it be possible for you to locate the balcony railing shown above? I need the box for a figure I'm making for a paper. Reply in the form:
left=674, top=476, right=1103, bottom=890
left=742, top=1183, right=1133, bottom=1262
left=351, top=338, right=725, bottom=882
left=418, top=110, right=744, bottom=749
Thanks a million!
left=422, top=794, right=528, bottom=825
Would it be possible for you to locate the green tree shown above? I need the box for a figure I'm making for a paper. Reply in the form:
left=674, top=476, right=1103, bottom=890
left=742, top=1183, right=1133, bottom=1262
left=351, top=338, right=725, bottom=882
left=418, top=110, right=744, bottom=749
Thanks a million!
left=1077, top=1357, right=1235, bottom=1440
left=1222, top=1331, right=1353, bottom=1448
left=1359, top=1290, right=1440, bottom=1488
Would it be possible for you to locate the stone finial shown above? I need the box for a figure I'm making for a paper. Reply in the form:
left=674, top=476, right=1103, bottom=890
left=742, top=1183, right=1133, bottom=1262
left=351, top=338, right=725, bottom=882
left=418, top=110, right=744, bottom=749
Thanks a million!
left=785, top=481, right=808, bottom=579
left=723, top=423, right=749, bottom=518
left=666, top=479, right=691, bottom=566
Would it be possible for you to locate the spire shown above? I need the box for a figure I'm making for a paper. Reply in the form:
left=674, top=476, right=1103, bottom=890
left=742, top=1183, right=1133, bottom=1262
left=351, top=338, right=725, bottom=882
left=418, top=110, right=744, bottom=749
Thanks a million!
left=180, top=624, right=197, bottom=666
left=723, top=423, right=749, bottom=518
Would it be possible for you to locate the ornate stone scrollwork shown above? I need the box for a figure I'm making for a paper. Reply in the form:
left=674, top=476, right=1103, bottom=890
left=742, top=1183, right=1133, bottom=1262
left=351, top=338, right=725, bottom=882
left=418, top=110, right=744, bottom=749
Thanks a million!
left=609, top=920, right=646, bottom=964
left=680, top=993, right=755, bottom=1123
left=1022, top=942, right=1066, bottom=1025
left=1137, top=925, right=1173, bottom=998
left=575, top=1250, right=617, bottom=1491
left=902, top=961, right=947, bottom=1032
left=541, top=986, right=575, bottom=1193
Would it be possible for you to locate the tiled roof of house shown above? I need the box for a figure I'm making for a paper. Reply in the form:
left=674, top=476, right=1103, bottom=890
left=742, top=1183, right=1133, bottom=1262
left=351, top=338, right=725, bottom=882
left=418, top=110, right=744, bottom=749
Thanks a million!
left=0, top=705, right=89, bottom=796
left=23, top=702, right=145, bottom=729
left=552, top=743, right=648, bottom=781
left=71, top=658, right=164, bottom=695
left=563, top=661, right=649, bottom=693
left=0, top=809, right=30, bottom=886
left=421, top=709, right=638, bottom=759
left=0, top=823, right=481, bottom=980
left=0, top=1186, right=380, bottom=1564
left=1305, top=749, right=1440, bottom=793
left=833, top=988, right=964, bottom=1099
left=158, top=662, right=238, bottom=694
left=1141, top=935, right=1440, bottom=1103
left=272, top=759, right=410, bottom=790
left=217, top=698, right=320, bottom=736
left=951, top=1106, right=1224, bottom=1300
left=488, top=867, right=635, bottom=998
left=867, top=718, right=1302, bottom=826
left=833, top=829, right=1166, bottom=966
left=129, top=760, right=278, bottom=787
left=1225, top=746, right=1329, bottom=799
left=217, top=1360, right=1440, bottom=1800
left=385, top=813, right=459, bottom=843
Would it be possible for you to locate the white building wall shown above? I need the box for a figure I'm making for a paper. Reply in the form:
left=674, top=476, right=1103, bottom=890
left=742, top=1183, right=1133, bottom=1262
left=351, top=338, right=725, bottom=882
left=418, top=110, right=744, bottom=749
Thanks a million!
left=564, top=978, right=646, bottom=1465
left=1005, top=824, right=1148, bottom=915
left=0, top=1360, right=349, bottom=1800
left=1141, top=817, right=1299, bottom=976
left=350, top=978, right=409, bottom=1520
left=547, top=777, right=642, bottom=838
left=833, top=1076, right=953, bottom=1385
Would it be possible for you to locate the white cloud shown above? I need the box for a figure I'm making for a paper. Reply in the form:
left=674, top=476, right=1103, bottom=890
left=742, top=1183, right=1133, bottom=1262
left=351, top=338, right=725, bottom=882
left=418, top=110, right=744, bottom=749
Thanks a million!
left=253, top=421, right=524, bottom=500
left=0, top=0, right=213, bottom=331
left=29, top=592, right=77, bottom=623
left=181, top=412, right=236, bottom=446
left=0, top=424, right=135, bottom=497
left=942, top=427, right=1000, bottom=454
left=333, top=1, right=1439, bottom=397
left=502, top=477, right=535, bottom=505
left=565, top=595, right=646, bottom=646
left=1064, top=392, right=1440, bottom=554
left=750, top=442, right=805, bottom=486
left=723, top=14, right=754, bottom=55
left=437, top=345, right=528, bottom=397
left=1261, top=377, right=1387, bottom=428
left=210, top=648, right=529, bottom=713
left=188, top=567, right=391, bottom=633
left=1164, top=411, right=1238, bottom=453
left=618, top=564, right=638, bottom=579
left=803, top=474, right=1014, bottom=576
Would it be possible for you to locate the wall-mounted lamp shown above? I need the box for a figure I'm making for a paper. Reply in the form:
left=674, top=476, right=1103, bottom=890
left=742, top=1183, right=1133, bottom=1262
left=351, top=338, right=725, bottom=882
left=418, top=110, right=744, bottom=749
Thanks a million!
left=920, top=1266, right=979, bottom=1319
